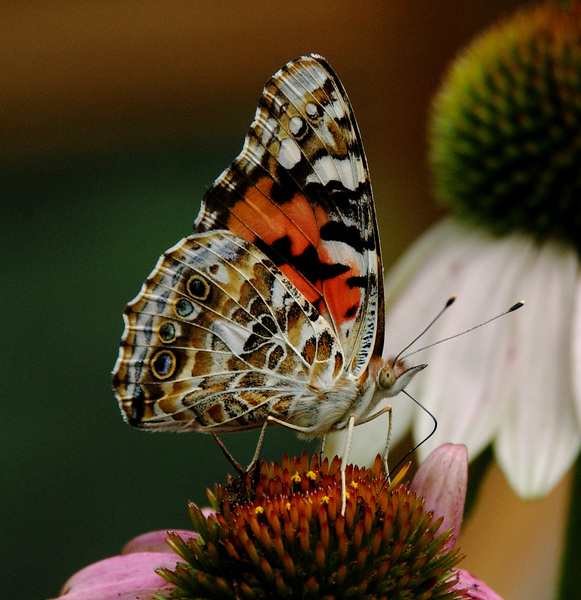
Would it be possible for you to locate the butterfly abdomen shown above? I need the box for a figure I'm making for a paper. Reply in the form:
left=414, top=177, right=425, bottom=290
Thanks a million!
left=286, top=376, right=371, bottom=438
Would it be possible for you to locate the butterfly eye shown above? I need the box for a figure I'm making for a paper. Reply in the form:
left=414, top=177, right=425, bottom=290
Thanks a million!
left=187, top=275, right=211, bottom=301
left=159, top=322, right=177, bottom=343
left=150, top=350, right=177, bottom=380
left=377, top=365, right=396, bottom=390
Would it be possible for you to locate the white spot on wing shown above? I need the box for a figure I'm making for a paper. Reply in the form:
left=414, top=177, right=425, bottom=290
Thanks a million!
left=306, top=103, right=318, bottom=118
left=208, top=264, right=230, bottom=285
left=278, top=138, right=302, bottom=169
left=328, top=95, right=346, bottom=120
left=306, top=155, right=359, bottom=191
left=289, top=116, right=304, bottom=136
left=212, top=321, right=250, bottom=356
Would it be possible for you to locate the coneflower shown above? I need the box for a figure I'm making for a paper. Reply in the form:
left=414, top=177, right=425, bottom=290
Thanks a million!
left=53, top=445, right=503, bottom=600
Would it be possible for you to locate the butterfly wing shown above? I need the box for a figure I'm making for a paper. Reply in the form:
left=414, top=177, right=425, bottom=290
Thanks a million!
left=196, top=55, right=384, bottom=377
left=113, top=231, right=345, bottom=431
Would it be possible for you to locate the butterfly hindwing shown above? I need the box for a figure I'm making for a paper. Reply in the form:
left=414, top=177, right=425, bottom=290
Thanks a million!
left=196, top=55, right=384, bottom=377
left=113, top=231, right=345, bottom=431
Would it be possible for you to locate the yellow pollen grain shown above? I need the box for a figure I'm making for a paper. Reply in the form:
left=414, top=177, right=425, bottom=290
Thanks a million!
left=291, top=471, right=302, bottom=483
left=306, top=470, right=317, bottom=481
left=350, top=481, right=358, bottom=490
left=321, top=495, right=330, bottom=504
left=255, top=506, right=264, bottom=515
left=285, top=502, right=291, bottom=511
left=345, top=491, right=350, bottom=500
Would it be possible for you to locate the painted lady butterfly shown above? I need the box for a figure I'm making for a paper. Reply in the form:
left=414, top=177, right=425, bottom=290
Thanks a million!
left=112, top=55, right=425, bottom=508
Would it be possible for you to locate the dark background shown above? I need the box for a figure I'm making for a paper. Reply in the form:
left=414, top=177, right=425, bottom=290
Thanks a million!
left=1, top=3, right=525, bottom=598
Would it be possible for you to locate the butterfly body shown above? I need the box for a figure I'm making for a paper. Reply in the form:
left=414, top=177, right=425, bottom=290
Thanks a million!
left=113, top=54, right=423, bottom=457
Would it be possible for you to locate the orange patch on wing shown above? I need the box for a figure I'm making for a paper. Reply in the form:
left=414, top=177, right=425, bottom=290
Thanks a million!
left=227, top=180, right=319, bottom=252
left=224, top=178, right=360, bottom=328
left=323, top=269, right=362, bottom=326
left=226, top=178, right=329, bottom=303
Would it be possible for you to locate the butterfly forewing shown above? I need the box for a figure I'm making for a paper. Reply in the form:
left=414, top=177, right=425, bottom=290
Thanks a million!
left=195, top=55, right=384, bottom=376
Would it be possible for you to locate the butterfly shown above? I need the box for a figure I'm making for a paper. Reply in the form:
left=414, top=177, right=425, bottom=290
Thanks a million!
left=112, top=54, right=425, bottom=511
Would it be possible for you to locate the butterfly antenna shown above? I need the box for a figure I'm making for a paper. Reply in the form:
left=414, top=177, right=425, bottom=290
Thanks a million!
left=379, top=390, right=438, bottom=495
left=392, top=296, right=457, bottom=364
left=392, top=390, right=438, bottom=474
left=401, top=300, right=525, bottom=361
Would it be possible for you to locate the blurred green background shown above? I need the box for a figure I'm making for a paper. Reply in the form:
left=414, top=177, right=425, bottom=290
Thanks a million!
left=2, top=3, right=524, bottom=598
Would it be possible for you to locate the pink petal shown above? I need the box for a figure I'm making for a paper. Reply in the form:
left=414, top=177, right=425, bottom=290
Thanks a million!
left=455, top=569, right=505, bottom=600
left=54, top=552, right=179, bottom=600
left=123, top=529, right=198, bottom=554
left=411, top=443, right=467, bottom=547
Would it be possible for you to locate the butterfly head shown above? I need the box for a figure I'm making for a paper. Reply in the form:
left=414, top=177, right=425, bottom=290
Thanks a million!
left=375, top=358, right=427, bottom=398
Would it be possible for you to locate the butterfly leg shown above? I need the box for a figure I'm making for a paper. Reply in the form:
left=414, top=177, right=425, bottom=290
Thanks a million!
left=212, top=434, right=246, bottom=475
left=340, top=414, right=356, bottom=516
left=381, top=406, right=393, bottom=482
left=247, top=417, right=274, bottom=471
left=248, top=415, right=357, bottom=516
left=247, top=415, right=316, bottom=470
left=272, top=414, right=358, bottom=516
left=319, top=435, right=327, bottom=466
left=352, top=404, right=393, bottom=479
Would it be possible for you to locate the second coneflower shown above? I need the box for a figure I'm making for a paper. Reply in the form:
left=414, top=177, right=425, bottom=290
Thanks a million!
left=332, top=0, right=581, bottom=502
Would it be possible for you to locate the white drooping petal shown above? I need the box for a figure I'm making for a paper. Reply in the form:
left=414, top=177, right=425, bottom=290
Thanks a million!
left=389, top=221, right=581, bottom=497
left=495, top=239, right=581, bottom=497
left=394, top=224, right=534, bottom=462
